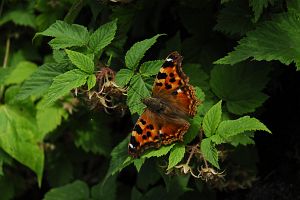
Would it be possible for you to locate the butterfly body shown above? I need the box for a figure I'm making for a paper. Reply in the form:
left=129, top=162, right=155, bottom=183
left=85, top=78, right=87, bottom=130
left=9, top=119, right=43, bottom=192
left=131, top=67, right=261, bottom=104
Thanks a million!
left=128, top=52, right=200, bottom=157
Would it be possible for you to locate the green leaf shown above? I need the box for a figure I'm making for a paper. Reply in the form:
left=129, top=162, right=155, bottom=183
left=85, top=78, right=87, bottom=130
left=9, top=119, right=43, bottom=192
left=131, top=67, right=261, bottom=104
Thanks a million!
left=88, top=19, right=117, bottom=54
left=127, top=74, right=150, bottom=115
left=200, top=138, right=219, bottom=169
left=134, top=159, right=145, bottom=172
left=0, top=9, right=36, bottom=28
left=142, top=144, right=175, bottom=159
left=249, top=0, right=274, bottom=22
left=74, top=116, right=112, bottom=156
left=91, top=175, right=117, bottom=200
left=202, top=100, right=222, bottom=137
left=105, top=136, right=133, bottom=179
left=228, top=132, right=255, bottom=147
left=184, top=114, right=202, bottom=144
left=216, top=116, right=271, bottom=139
left=36, top=105, right=68, bottom=140
left=167, top=144, right=185, bottom=170
left=115, top=69, right=134, bottom=87
left=210, top=63, right=270, bottom=115
left=35, top=20, right=89, bottom=49
left=139, top=60, right=164, bottom=76
left=4, top=61, right=37, bottom=85
left=0, top=105, right=44, bottom=185
left=214, top=0, right=254, bottom=35
left=65, top=50, right=94, bottom=74
left=17, top=63, right=68, bottom=100
left=43, top=180, right=89, bottom=200
left=214, top=13, right=300, bottom=70
left=87, top=75, right=96, bottom=90
left=44, top=69, right=88, bottom=106
left=125, top=34, right=164, bottom=70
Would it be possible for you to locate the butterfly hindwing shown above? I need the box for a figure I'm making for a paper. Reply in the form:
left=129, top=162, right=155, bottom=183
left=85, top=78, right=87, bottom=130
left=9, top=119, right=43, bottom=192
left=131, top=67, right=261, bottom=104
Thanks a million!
left=128, top=109, right=190, bottom=157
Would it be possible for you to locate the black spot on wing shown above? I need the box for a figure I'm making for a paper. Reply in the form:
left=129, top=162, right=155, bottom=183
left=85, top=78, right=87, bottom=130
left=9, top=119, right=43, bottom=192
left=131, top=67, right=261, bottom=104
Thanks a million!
left=146, top=131, right=151, bottom=137
left=130, top=136, right=139, bottom=147
left=169, top=73, right=174, bottom=77
left=165, top=83, right=172, bottom=89
left=140, top=119, right=146, bottom=125
left=147, top=124, right=154, bottom=130
left=142, top=135, right=147, bottom=140
left=169, top=77, right=176, bottom=82
left=156, top=82, right=163, bottom=86
left=134, top=124, right=143, bottom=135
left=157, top=72, right=167, bottom=79
left=162, top=61, right=174, bottom=68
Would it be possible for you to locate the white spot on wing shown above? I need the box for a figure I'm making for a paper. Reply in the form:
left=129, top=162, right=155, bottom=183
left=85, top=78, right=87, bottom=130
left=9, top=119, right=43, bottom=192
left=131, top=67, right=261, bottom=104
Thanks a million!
left=166, top=58, right=173, bottom=62
left=177, top=89, right=183, bottom=93
left=129, top=143, right=134, bottom=149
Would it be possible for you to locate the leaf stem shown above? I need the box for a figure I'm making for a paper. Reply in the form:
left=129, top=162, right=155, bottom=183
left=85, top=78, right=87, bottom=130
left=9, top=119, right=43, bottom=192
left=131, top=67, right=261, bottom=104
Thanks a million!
left=0, top=36, right=11, bottom=102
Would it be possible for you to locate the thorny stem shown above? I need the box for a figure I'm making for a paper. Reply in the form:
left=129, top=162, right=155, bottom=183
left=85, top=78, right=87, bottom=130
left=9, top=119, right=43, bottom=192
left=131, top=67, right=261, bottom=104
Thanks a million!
left=0, top=36, right=11, bottom=102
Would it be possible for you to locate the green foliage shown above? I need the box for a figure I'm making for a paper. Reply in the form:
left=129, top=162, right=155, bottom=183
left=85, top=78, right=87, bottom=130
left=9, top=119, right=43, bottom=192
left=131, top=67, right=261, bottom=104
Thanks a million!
left=210, top=63, right=270, bottom=115
left=0, top=9, right=36, bottom=28
left=17, top=63, right=68, bottom=99
left=65, top=50, right=94, bottom=74
left=1, top=61, right=37, bottom=85
left=202, top=100, right=222, bottom=137
left=0, top=0, right=281, bottom=199
left=215, top=12, right=300, bottom=70
left=88, top=19, right=117, bottom=54
left=167, top=144, right=186, bottom=170
left=0, top=105, right=44, bottom=185
left=249, top=0, right=274, bottom=22
left=125, top=34, right=164, bottom=69
left=35, top=20, right=89, bottom=49
left=201, top=138, right=220, bottom=168
left=43, top=69, right=88, bottom=106
left=43, top=180, right=89, bottom=200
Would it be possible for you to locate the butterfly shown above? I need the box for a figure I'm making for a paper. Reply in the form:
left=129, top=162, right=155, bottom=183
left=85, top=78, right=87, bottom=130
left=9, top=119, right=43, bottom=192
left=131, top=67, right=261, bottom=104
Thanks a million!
left=128, top=52, right=200, bottom=157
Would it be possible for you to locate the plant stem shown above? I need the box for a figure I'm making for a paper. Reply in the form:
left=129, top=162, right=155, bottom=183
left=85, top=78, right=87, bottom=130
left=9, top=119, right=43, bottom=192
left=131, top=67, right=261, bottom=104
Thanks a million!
left=0, top=36, right=11, bottom=102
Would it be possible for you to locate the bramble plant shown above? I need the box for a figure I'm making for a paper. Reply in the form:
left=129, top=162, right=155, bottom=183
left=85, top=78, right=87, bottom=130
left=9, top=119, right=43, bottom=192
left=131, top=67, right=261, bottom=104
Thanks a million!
left=1, top=0, right=299, bottom=199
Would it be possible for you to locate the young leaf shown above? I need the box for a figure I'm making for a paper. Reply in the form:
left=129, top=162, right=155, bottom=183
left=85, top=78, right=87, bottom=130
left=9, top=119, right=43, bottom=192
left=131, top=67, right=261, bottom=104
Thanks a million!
left=35, top=20, right=89, bottom=49
left=214, top=13, right=300, bottom=70
left=200, top=138, right=219, bottom=169
left=210, top=63, right=270, bottom=115
left=17, top=63, right=68, bottom=100
left=228, top=132, right=255, bottom=147
left=142, top=144, right=175, bottom=159
left=87, top=75, right=96, bottom=90
left=4, top=61, right=37, bottom=85
left=88, top=19, right=117, bottom=54
left=139, top=60, right=164, bottom=76
left=65, top=50, right=94, bottom=74
left=167, top=144, right=185, bottom=170
left=0, top=105, right=44, bottom=185
left=202, top=100, right=222, bottom=137
left=125, top=34, right=164, bottom=70
left=43, top=180, right=89, bottom=200
left=127, top=74, right=150, bottom=115
left=134, top=159, right=145, bottom=172
left=115, top=69, right=134, bottom=87
left=216, top=116, right=271, bottom=138
left=44, top=69, right=88, bottom=106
